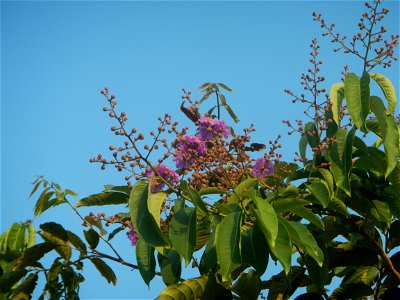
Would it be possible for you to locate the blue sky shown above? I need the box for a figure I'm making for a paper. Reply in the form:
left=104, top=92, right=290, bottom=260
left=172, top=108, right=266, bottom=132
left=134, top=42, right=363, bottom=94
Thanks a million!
left=1, top=1, right=399, bottom=299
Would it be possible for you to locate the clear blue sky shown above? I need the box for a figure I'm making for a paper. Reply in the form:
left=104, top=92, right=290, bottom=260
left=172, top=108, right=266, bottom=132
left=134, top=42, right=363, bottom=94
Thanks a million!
left=1, top=1, right=399, bottom=299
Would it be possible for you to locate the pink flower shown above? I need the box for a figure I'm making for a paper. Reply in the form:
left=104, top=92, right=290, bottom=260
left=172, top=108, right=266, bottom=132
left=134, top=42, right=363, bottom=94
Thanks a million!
left=198, top=117, right=230, bottom=140
left=127, top=226, right=139, bottom=246
left=252, top=157, right=274, bottom=178
left=173, top=135, right=207, bottom=169
left=146, top=164, right=179, bottom=193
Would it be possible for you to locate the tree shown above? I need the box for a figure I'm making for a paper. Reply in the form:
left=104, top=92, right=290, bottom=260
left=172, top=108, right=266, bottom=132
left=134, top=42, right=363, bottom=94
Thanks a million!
left=1, top=1, right=399, bottom=299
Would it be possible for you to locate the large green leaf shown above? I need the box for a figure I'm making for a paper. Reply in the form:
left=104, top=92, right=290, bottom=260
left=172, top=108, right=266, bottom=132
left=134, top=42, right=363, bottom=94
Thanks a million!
left=271, top=220, right=292, bottom=274
left=129, top=181, right=168, bottom=247
left=136, top=239, right=156, bottom=287
left=66, top=230, right=87, bottom=256
left=263, top=267, right=308, bottom=300
left=304, top=122, right=318, bottom=149
left=215, top=211, right=242, bottom=282
left=305, top=240, right=329, bottom=288
left=299, top=134, right=308, bottom=160
left=158, top=250, right=181, bottom=286
left=39, top=222, right=71, bottom=261
left=26, top=225, right=36, bottom=248
left=316, top=168, right=334, bottom=196
left=272, top=198, right=309, bottom=214
left=157, top=275, right=211, bottom=300
left=370, top=73, right=397, bottom=114
left=232, top=270, right=262, bottom=300
left=6, top=223, right=25, bottom=252
left=383, top=115, right=399, bottom=177
left=292, top=207, right=324, bottom=230
left=330, top=82, right=345, bottom=126
left=0, top=269, right=28, bottom=293
left=10, top=273, right=38, bottom=299
left=12, top=243, right=54, bottom=271
left=307, top=181, right=330, bottom=207
left=227, top=178, right=258, bottom=204
left=76, top=191, right=128, bottom=207
left=90, top=258, right=117, bottom=285
left=251, top=196, right=278, bottom=249
left=329, top=127, right=356, bottom=195
left=147, top=189, right=167, bottom=231
left=241, top=227, right=269, bottom=276
left=344, top=72, right=369, bottom=132
left=83, top=229, right=99, bottom=249
left=180, top=182, right=208, bottom=218
left=169, top=207, right=197, bottom=265
left=199, top=215, right=222, bottom=274
left=281, top=220, right=324, bottom=267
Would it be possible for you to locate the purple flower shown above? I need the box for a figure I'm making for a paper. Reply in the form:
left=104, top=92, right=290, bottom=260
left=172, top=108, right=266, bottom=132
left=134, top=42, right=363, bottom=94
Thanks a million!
left=127, top=226, right=139, bottom=246
left=146, top=164, right=179, bottom=193
left=173, top=135, right=207, bottom=169
left=252, top=157, right=274, bottom=178
left=198, top=116, right=230, bottom=140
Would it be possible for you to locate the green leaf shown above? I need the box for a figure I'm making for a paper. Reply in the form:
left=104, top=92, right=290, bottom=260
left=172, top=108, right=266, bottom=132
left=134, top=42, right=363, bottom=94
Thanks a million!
left=383, top=115, right=399, bottom=177
left=6, top=223, right=26, bottom=252
left=107, top=227, right=123, bottom=242
left=329, top=127, right=356, bottom=195
left=66, top=230, right=87, bottom=255
left=232, top=270, right=262, bottom=300
left=199, top=216, right=222, bottom=274
left=158, top=250, right=182, bottom=286
left=281, top=220, right=324, bottom=267
left=180, top=182, right=208, bottom=218
left=227, top=178, right=258, bottom=204
left=307, top=181, right=330, bottom=207
left=217, top=83, right=233, bottom=92
left=157, top=275, right=214, bottom=300
left=76, top=191, right=128, bottom=207
left=271, top=220, right=292, bottom=274
left=39, top=222, right=71, bottom=261
left=304, top=122, right=318, bottom=149
left=316, top=168, right=334, bottom=196
left=129, top=181, right=168, bottom=247
left=251, top=196, right=278, bottom=249
left=327, top=197, right=350, bottom=217
left=370, top=73, right=397, bottom=114
left=26, top=225, right=35, bottom=249
left=330, top=82, right=345, bottom=126
left=215, top=211, right=242, bottom=282
left=147, top=189, right=167, bottom=231
left=136, top=239, right=156, bottom=287
left=223, top=103, right=239, bottom=123
left=47, top=260, right=63, bottom=282
left=344, top=72, right=369, bottom=132
left=10, top=273, right=38, bottom=299
left=0, top=269, right=28, bottom=293
left=83, top=229, right=99, bottom=249
left=292, top=207, right=324, bottom=230
left=299, top=134, right=308, bottom=159
left=33, top=188, right=54, bottom=217
left=369, top=96, right=387, bottom=135
left=13, top=243, right=54, bottom=270
left=90, top=258, right=117, bottom=285
left=241, top=227, right=269, bottom=276
left=169, top=207, right=197, bottom=266
left=198, top=187, right=227, bottom=196
left=263, top=267, right=307, bottom=300
left=272, top=198, right=309, bottom=214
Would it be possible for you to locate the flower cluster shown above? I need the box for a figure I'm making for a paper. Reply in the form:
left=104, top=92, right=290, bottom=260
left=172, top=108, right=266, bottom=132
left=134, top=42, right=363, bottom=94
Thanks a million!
left=173, top=135, right=207, bottom=169
left=127, top=226, right=139, bottom=246
left=252, top=157, right=274, bottom=178
left=146, top=164, right=179, bottom=193
left=197, top=116, right=230, bottom=140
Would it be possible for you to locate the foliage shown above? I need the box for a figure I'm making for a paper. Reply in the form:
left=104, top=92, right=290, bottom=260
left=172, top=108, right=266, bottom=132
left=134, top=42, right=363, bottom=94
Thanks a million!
left=1, top=1, right=399, bottom=299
